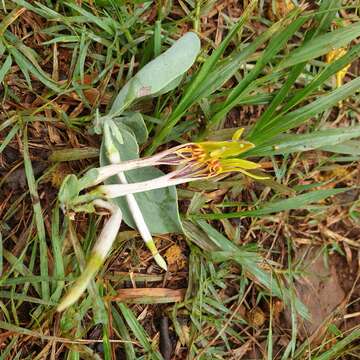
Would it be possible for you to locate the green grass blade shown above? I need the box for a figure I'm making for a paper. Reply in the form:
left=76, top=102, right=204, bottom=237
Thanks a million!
left=50, top=204, right=65, bottom=301
left=278, top=21, right=360, bottom=70
left=281, top=42, right=360, bottom=112
left=7, top=45, right=62, bottom=92
left=320, top=140, right=360, bottom=155
left=247, top=126, right=360, bottom=157
left=23, top=127, right=49, bottom=301
left=0, top=290, right=56, bottom=305
left=145, top=0, right=257, bottom=154
left=314, top=0, right=342, bottom=35
left=0, top=7, right=25, bottom=36
left=118, top=303, right=164, bottom=360
left=250, top=76, right=360, bottom=144
left=192, top=17, right=290, bottom=108
left=64, top=1, right=115, bottom=35
left=0, top=54, right=12, bottom=84
left=248, top=0, right=341, bottom=136
left=111, top=305, right=137, bottom=360
left=190, top=188, right=351, bottom=220
left=312, top=328, right=360, bottom=360
left=0, top=124, right=19, bottom=154
left=0, top=232, right=2, bottom=276
left=207, top=15, right=306, bottom=130
left=190, top=220, right=308, bottom=318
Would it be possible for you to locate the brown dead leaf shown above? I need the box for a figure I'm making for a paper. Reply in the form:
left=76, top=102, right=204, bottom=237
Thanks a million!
left=108, top=288, right=186, bottom=304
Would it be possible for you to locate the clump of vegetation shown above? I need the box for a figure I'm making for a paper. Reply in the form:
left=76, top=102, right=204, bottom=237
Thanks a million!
left=0, top=1, right=359, bottom=359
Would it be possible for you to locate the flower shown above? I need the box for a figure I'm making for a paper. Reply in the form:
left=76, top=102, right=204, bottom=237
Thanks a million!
left=57, top=127, right=266, bottom=311
left=78, top=128, right=264, bottom=191
left=91, top=128, right=266, bottom=199
left=326, top=47, right=351, bottom=88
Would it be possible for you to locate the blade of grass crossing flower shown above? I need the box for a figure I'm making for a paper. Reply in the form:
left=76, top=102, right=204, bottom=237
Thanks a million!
left=280, top=43, right=360, bottom=113
left=118, top=303, right=164, bottom=360
left=23, top=128, right=49, bottom=301
left=251, top=44, right=355, bottom=136
left=145, top=0, right=257, bottom=155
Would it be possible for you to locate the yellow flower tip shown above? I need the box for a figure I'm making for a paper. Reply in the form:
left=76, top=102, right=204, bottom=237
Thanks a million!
left=219, top=158, right=261, bottom=171
left=231, top=128, right=245, bottom=141
left=326, top=47, right=351, bottom=88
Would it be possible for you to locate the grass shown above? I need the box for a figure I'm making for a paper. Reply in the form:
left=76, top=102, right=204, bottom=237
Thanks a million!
left=0, top=1, right=360, bottom=359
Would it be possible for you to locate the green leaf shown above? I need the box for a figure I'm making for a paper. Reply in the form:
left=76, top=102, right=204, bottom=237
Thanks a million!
left=117, top=112, right=148, bottom=144
left=278, top=22, right=360, bottom=70
left=108, top=32, right=200, bottom=117
left=251, top=77, right=360, bottom=144
left=247, top=126, right=360, bottom=157
left=23, top=128, right=49, bottom=301
left=190, top=188, right=351, bottom=220
left=0, top=55, right=12, bottom=84
left=58, top=175, right=81, bottom=204
left=248, top=9, right=358, bottom=137
left=111, top=305, right=136, bottom=360
left=100, top=124, right=182, bottom=234
left=320, top=140, right=360, bottom=155
left=118, top=303, right=164, bottom=360
left=311, top=328, right=360, bottom=360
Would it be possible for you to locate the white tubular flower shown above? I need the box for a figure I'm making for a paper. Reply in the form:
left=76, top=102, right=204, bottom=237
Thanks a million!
left=93, top=153, right=266, bottom=200
left=79, top=128, right=266, bottom=193
left=78, top=143, right=210, bottom=190
left=57, top=200, right=122, bottom=312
